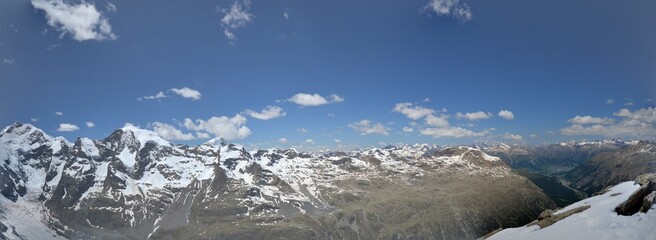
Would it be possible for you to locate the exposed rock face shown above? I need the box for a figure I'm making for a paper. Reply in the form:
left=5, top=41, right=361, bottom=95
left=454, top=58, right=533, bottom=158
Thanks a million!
left=615, top=174, right=656, bottom=215
left=531, top=205, right=590, bottom=228
left=0, top=123, right=556, bottom=239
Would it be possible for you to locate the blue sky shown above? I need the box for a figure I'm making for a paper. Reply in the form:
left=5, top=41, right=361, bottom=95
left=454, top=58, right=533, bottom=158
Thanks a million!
left=1, top=0, right=655, bottom=149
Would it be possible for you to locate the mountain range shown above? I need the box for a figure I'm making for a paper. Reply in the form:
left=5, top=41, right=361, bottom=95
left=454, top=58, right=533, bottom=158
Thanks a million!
left=1, top=122, right=654, bottom=239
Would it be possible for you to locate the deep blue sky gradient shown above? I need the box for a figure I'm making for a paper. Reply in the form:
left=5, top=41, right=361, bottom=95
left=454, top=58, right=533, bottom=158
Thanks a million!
left=1, top=0, right=655, bottom=148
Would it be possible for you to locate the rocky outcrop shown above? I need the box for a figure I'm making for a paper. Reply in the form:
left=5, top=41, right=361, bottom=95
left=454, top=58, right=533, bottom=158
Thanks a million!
left=530, top=205, right=590, bottom=228
left=615, top=174, right=656, bottom=215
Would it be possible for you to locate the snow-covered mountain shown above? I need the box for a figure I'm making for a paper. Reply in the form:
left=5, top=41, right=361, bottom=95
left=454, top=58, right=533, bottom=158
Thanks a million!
left=0, top=122, right=555, bottom=239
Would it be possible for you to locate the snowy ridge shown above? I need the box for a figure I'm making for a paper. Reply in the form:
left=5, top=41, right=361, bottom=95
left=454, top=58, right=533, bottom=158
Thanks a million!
left=488, top=181, right=656, bottom=240
left=0, top=123, right=519, bottom=239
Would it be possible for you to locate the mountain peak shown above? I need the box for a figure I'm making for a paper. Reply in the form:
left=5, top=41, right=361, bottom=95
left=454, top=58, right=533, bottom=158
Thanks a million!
left=204, top=137, right=226, bottom=147
left=120, top=123, right=170, bottom=149
left=1, top=122, right=52, bottom=144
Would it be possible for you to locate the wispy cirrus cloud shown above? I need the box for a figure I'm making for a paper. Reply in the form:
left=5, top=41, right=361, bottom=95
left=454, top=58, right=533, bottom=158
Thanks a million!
left=423, top=0, right=472, bottom=23
left=138, top=91, right=167, bottom=101
left=139, top=87, right=201, bottom=101
left=219, top=0, right=254, bottom=43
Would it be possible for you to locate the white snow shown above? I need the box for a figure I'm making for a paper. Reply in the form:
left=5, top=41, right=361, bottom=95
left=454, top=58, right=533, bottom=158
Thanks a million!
left=79, top=138, right=100, bottom=157
left=0, top=197, right=66, bottom=240
left=121, top=124, right=171, bottom=150
left=75, top=162, right=110, bottom=210
left=488, top=181, right=656, bottom=240
left=117, top=146, right=136, bottom=170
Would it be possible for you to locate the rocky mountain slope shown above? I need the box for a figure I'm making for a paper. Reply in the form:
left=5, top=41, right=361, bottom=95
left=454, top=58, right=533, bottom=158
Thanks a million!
left=563, top=141, right=656, bottom=195
left=481, top=140, right=652, bottom=206
left=0, top=122, right=555, bottom=239
left=481, top=141, right=632, bottom=175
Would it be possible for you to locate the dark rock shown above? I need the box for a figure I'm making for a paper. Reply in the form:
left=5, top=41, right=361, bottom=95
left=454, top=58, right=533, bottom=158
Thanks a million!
left=0, top=221, right=7, bottom=232
left=640, top=191, right=655, bottom=213
left=615, top=178, right=656, bottom=216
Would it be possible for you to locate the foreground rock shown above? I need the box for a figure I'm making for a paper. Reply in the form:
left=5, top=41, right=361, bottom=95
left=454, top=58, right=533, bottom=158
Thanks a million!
left=615, top=174, right=656, bottom=215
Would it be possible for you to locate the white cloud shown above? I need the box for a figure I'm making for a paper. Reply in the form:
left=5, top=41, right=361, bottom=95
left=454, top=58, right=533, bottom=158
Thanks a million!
left=392, top=102, right=435, bottom=120
left=150, top=122, right=195, bottom=141
left=244, top=106, right=286, bottom=120
left=423, top=97, right=431, bottom=102
left=3, top=59, right=14, bottom=65
left=568, top=115, right=615, bottom=125
left=402, top=126, right=414, bottom=133
left=287, top=93, right=344, bottom=107
left=334, top=139, right=341, bottom=143
left=196, top=132, right=211, bottom=139
left=55, top=112, right=63, bottom=116
left=305, top=139, right=314, bottom=144
left=329, top=94, right=344, bottom=103
left=183, top=114, right=251, bottom=141
left=502, top=133, right=523, bottom=141
left=297, top=128, right=308, bottom=133
left=420, top=126, right=488, bottom=138
left=393, top=101, right=494, bottom=138
left=348, top=119, right=390, bottom=136
left=613, top=108, right=656, bottom=123
left=86, top=121, right=95, bottom=128
left=278, top=138, right=288, bottom=143
left=57, top=123, right=79, bottom=132
left=138, top=91, right=167, bottom=101
left=106, top=2, right=117, bottom=12
left=561, top=107, right=656, bottom=138
left=283, top=8, right=289, bottom=20
left=31, top=118, right=39, bottom=122
left=424, top=0, right=472, bottom=23
left=455, top=111, right=491, bottom=121
left=31, top=0, right=116, bottom=41
left=170, top=87, right=201, bottom=100
left=530, top=134, right=539, bottom=138
left=606, top=99, right=614, bottom=104
left=425, top=114, right=449, bottom=128
left=327, top=113, right=335, bottom=117
left=498, top=110, right=515, bottom=120
left=219, top=0, right=254, bottom=42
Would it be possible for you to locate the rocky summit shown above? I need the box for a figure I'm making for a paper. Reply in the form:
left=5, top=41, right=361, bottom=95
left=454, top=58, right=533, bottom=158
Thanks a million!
left=0, top=122, right=555, bottom=239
